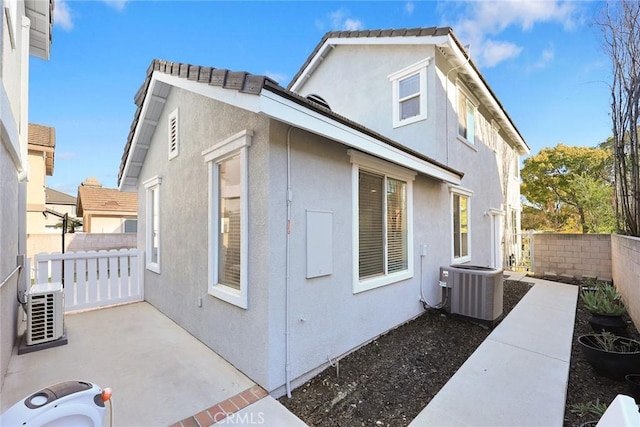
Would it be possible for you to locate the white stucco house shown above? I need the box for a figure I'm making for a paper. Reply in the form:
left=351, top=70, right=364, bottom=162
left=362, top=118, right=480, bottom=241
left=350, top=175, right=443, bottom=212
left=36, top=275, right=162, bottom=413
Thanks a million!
left=0, top=0, right=53, bottom=388
left=118, top=27, right=529, bottom=396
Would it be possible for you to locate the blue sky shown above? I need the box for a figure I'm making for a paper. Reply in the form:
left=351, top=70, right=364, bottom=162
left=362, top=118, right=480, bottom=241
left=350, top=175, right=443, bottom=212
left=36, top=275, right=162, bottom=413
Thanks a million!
left=29, top=0, right=611, bottom=195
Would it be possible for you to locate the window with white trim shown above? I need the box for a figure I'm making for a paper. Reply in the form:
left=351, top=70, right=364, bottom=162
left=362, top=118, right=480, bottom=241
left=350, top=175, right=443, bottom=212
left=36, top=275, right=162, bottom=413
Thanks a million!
left=389, top=58, right=430, bottom=128
left=168, top=108, right=179, bottom=160
left=451, top=187, right=472, bottom=263
left=203, top=130, right=252, bottom=309
left=350, top=150, right=415, bottom=293
left=144, top=176, right=162, bottom=273
left=457, top=85, right=477, bottom=145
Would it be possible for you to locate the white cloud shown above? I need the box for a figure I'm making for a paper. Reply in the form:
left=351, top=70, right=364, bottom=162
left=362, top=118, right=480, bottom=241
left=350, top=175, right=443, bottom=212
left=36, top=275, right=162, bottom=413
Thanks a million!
left=343, top=18, right=364, bottom=31
left=265, top=71, right=288, bottom=85
left=405, top=2, right=415, bottom=16
left=533, top=46, right=555, bottom=69
left=326, top=9, right=364, bottom=31
left=480, top=40, right=524, bottom=68
left=450, top=0, right=580, bottom=68
left=54, top=0, right=73, bottom=31
left=102, top=0, right=129, bottom=11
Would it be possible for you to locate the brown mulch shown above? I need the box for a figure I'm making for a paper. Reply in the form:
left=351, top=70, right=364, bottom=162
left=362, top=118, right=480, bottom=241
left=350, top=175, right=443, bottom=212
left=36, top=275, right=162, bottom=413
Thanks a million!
left=279, top=279, right=532, bottom=426
left=564, top=287, right=640, bottom=426
left=279, top=278, right=640, bottom=426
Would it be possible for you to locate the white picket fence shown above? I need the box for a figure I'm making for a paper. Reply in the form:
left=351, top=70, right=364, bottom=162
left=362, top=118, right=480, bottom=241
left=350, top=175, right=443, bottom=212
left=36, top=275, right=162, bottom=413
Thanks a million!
left=33, top=249, right=142, bottom=313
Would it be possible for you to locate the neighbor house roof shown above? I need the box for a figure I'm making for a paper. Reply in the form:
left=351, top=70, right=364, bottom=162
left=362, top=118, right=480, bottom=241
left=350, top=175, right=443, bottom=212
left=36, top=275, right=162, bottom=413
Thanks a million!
left=118, top=58, right=464, bottom=190
left=28, top=123, right=55, bottom=175
left=46, top=187, right=76, bottom=205
left=288, top=26, right=529, bottom=155
left=77, top=180, right=138, bottom=217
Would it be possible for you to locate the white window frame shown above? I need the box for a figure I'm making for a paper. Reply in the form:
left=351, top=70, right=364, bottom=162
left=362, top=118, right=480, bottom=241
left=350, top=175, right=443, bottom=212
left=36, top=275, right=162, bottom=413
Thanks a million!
left=202, top=129, right=252, bottom=309
left=168, top=108, right=179, bottom=160
left=457, top=82, right=478, bottom=146
left=5, top=0, right=18, bottom=48
left=450, top=186, right=472, bottom=264
left=349, top=150, right=415, bottom=293
left=388, top=58, right=430, bottom=128
left=144, top=176, right=162, bottom=273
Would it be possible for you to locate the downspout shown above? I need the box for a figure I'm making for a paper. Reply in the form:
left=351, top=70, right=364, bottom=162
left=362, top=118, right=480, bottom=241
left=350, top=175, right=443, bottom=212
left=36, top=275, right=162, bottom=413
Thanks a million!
left=444, top=45, right=471, bottom=165
left=284, top=126, right=294, bottom=398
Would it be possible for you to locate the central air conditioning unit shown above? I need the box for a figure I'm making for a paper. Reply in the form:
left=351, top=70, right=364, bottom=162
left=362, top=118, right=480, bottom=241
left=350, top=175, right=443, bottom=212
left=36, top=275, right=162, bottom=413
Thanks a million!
left=440, top=265, right=504, bottom=326
left=26, top=282, right=64, bottom=345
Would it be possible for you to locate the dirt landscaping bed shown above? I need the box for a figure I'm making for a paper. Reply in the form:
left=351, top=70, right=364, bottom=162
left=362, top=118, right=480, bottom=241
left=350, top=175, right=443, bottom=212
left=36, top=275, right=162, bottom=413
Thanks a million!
left=279, top=279, right=532, bottom=426
left=279, top=278, right=640, bottom=426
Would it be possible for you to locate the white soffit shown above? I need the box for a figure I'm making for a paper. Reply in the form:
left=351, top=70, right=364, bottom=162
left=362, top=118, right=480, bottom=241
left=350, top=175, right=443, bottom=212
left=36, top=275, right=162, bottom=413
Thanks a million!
left=25, top=0, right=51, bottom=60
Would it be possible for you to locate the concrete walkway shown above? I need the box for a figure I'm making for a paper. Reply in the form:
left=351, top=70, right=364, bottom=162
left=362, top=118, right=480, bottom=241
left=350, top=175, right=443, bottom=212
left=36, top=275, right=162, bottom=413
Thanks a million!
left=409, top=273, right=578, bottom=427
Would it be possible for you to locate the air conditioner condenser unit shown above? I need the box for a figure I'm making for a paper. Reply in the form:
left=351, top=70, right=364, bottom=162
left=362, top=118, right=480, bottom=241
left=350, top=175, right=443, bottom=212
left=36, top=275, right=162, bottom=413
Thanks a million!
left=440, top=265, right=504, bottom=326
left=26, top=282, right=64, bottom=345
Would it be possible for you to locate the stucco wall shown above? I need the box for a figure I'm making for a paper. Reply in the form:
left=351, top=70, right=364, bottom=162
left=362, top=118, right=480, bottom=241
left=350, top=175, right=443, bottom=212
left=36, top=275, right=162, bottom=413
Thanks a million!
left=612, top=234, right=640, bottom=331
left=0, top=145, right=21, bottom=391
left=296, top=42, right=523, bottom=269
left=532, top=233, right=612, bottom=279
left=137, top=87, right=273, bottom=389
left=1, top=0, right=30, bottom=390
left=135, top=82, right=522, bottom=398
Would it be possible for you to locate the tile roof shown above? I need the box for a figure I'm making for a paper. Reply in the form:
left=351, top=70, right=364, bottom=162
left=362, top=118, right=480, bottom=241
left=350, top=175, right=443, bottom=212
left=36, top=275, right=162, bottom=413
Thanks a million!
left=46, top=187, right=76, bottom=205
left=28, top=123, right=55, bottom=175
left=118, top=58, right=461, bottom=186
left=77, top=185, right=138, bottom=216
left=287, top=27, right=452, bottom=90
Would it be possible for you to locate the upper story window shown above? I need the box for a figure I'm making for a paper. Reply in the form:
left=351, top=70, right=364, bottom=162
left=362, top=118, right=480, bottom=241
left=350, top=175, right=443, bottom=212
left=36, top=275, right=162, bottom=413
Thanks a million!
left=144, top=176, right=162, bottom=273
left=457, top=83, right=478, bottom=145
left=388, top=58, right=430, bottom=128
left=203, top=130, right=253, bottom=309
left=349, top=150, right=415, bottom=293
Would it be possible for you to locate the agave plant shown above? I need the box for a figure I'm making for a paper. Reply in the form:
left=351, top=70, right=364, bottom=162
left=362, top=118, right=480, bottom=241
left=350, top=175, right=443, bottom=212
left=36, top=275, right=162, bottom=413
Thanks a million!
left=580, top=283, right=626, bottom=316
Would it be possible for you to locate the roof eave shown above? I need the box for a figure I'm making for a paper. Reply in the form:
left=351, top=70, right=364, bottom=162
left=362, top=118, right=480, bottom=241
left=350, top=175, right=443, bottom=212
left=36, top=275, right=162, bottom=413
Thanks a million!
left=25, top=0, right=53, bottom=60
left=441, top=32, right=530, bottom=155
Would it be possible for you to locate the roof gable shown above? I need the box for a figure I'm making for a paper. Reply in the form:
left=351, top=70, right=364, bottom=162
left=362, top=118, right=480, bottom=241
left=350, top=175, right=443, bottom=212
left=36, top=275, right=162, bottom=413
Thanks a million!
left=118, top=58, right=464, bottom=191
left=287, top=27, right=529, bottom=155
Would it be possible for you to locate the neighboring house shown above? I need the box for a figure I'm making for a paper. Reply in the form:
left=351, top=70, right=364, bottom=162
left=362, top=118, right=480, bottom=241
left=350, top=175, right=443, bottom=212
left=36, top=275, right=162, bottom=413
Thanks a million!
left=0, top=0, right=53, bottom=388
left=77, top=177, right=137, bottom=233
left=45, top=187, right=81, bottom=232
left=117, top=27, right=529, bottom=396
left=26, top=123, right=55, bottom=234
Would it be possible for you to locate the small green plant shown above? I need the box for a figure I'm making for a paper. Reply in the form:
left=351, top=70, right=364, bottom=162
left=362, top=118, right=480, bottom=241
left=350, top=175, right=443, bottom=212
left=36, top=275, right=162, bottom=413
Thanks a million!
left=580, top=282, right=626, bottom=316
left=591, top=332, right=640, bottom=353
left=570, top=399, right=608, bottom=419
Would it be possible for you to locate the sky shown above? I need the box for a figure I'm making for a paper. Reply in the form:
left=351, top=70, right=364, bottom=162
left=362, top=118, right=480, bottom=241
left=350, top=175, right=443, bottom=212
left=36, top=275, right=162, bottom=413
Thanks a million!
left=29, top=0, right=613, bottom=195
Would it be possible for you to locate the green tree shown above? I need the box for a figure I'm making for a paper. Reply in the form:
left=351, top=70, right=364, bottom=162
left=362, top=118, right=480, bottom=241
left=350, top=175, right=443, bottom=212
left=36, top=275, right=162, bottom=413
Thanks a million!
left=521, top=144, right=615, bottom=233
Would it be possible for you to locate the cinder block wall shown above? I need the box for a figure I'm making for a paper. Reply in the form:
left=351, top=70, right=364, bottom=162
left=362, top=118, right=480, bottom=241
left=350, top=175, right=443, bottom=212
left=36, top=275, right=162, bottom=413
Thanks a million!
left=612, top=234, right=640, bottom=332
left=533, top=233, right=612, bottom=280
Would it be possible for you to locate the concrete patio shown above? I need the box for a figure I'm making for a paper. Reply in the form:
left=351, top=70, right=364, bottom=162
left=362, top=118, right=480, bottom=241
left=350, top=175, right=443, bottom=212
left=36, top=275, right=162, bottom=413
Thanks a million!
left=0, top=302, right=305, bottom=426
